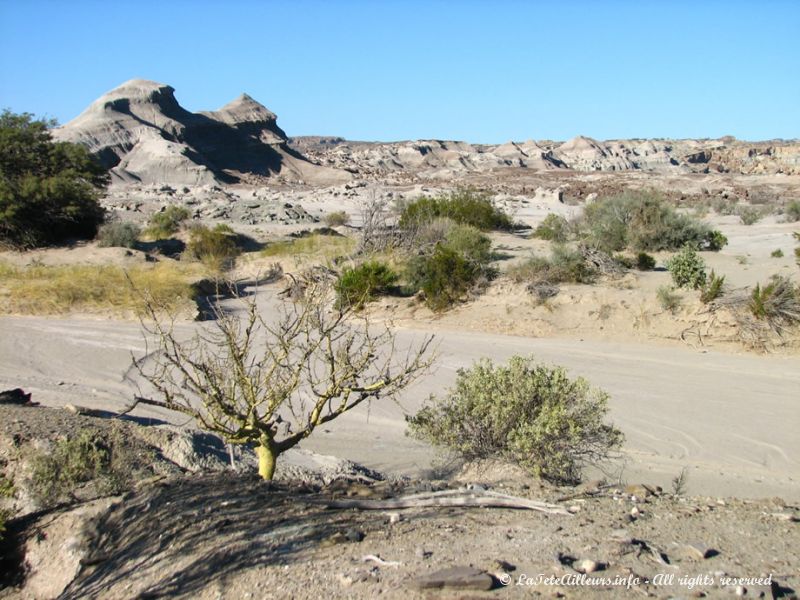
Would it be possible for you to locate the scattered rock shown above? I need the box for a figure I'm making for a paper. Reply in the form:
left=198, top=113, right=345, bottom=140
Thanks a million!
left=575, top=559, right=605, bottom=574
left=409, top=566, right=495, bottom=591
left=344, top=528, right=365, bottom=542
left=680, top=543, right=718, bottom=560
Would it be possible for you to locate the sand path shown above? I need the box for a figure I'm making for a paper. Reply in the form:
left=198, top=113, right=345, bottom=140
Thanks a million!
left=1, top=309, right=798, bottom=500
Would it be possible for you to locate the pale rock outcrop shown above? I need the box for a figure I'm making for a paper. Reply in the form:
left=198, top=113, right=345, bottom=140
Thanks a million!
left=53, top=79, right=350, bottom=186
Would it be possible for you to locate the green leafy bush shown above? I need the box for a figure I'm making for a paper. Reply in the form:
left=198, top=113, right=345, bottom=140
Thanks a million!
left=700, top=270, right=726, bottom=304
left=96, top=221, right=141, bottom=248
left=399, top=188, right=513, bottom=231
left=771, top=249, right=784, bottom=258
left=509, top=245, right=596, bottom=285
left=533, top=214, right=569, bottom=242
left=636, top=252, right=656, bottom=271
left=186, top=224, right=242, bottom=272
left=336, top=260, right=398, bottom=308
left=0, top=111, right=108, bottom=248
left=144, top=205, right=190, bottom=239
left=324, top=210, right=350, bottom=227
left=666, top=246, right=707, bottom=289
left=579, top=191, right=726, bottom=252
left=408, top=356, right=623, bottom=483
left=657, top=285, right=682, bottom=313
left=407, top=244, right=479, bottom=311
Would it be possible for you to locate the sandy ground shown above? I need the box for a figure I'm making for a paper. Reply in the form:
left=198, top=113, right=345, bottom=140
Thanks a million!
left=1, top=285, right=798, bottom=501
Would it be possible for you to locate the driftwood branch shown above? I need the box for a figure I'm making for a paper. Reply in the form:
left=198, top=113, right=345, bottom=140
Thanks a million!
left=325, top=489, right=570, bottom=515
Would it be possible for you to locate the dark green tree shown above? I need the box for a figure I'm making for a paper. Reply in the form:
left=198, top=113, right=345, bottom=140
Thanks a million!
left=0, top=110, right=108, bottom=248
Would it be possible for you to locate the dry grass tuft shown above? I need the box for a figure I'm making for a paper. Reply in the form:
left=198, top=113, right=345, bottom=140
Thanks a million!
left=0, top=261, right=202, bottom=316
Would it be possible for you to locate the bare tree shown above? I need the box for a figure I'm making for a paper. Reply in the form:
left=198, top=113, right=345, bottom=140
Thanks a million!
left=132, top=281, right=435, bottom=480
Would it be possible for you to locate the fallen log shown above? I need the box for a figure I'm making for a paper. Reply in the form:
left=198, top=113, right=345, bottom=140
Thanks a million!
left=324, top=488, right=570, bottom=515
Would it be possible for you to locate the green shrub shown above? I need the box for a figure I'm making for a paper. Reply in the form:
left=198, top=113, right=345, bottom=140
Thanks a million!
left=336, top=261, right=398, bottom=308
left=705, top=230, right=728, bottom=252
left=0, top=111, right=108, bottom=248
left=613, top=254, right=635, bottom=269
left=407, top=356, right=623, bottom=484
left=144, top=205, right=190, bottom=239
left=533, top=214, right=569, bottom=242
left=407, top=244, right=479, bottom=311
left=186, top=224, right=241, bottom=272
left=399, top=188, right=513, bottom=231
left=771, top=249, right=784, bottom=258
left=748, top=275, right=800, bottom=331
left=738, top=206, right=763, bottom=226
left=636, top=252, right=656, bottom=271
left=509, top=245, right=596, bottom=286
left=324, top=210, right=350, bottom=227
left=657, top=285, right=682, bottom=313
left=444, top=224, right=492, bottom=265
left=666, top=246, right=707, bottom=289
left=700, top=270, right=726, bottom=303
left=785, top=200, right=800, bottom=223
left=28, top=429, right=136, bottom=507
left=96, top=221, right=141, bottom=248
left=579, top=191, right=726, bottom=252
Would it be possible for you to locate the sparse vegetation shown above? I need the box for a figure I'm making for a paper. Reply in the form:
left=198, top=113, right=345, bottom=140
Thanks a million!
left=738, top=206, right=763, bottom=226
left=398, top=188, right=513, bottom=232
left=657, top=285, right=682, bottom=313
left=96, top=221, right=141, bottom=249
left=27, top=428, right=141, bottom=507
left=335, top=260, right=398, bottom=309
left=533, top=213, right=569, bottom=242
left=261, top=232, right=355, bottom=261
left=671, top=467, right=689, bottom=495
left=666, top=246, right=707, bottom=289
left=323, top=210, right=350, bottom=227
left=578, top=191, right=726, bottom=252
left=0, top=261, right=200, bottom=315
left=185, top=224, right=242, bottom=272
left=785, top=200, right=800, bottom=223
left=0, top=110, right=109, bottom=248
left=771, top=249, right=784, bottom=258
left=143, top=205, right=191, bottom=240
left=748, top=275, right=800, bottom=332
left=408, top=355, right=623, bottom=484
left=700, top=270, right=726, bottom=304
left=508, top=245, right=596, bottom=286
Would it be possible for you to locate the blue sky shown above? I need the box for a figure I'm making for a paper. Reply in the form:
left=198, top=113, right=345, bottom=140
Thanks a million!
left=1, top=0, right=798, bottom=142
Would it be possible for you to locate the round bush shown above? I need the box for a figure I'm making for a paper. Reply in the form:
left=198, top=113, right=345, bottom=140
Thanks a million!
left=666, top=246, right=707, bottom=289
left=408, top=356, right=623, bottom=483
left=336, top=260, right=398, bottom=308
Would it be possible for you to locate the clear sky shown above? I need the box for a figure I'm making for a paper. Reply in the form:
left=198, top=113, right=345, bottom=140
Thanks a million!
left=1, top=0, right=798, bottom=143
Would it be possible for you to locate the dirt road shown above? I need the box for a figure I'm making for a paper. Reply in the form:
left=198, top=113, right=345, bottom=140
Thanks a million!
left=1, top=310, right=798, bottom=500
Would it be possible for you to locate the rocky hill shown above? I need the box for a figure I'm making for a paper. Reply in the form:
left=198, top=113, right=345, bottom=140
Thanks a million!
left=52, top=80, right=350, bottom=186
left=291, top=135, right=800, bottom=180
left=54, top=80, right=800, bottom=188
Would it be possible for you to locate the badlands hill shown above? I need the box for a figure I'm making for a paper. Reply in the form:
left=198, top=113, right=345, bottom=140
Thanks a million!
left=54, top=79, right=800, bottom=188
left=52, top=79, right=350, bottom=186
left=291, top=134, right=800, bottom=180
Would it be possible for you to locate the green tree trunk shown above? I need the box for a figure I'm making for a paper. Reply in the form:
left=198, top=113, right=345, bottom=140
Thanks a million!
left=255, top=435, right=277, bottom=480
